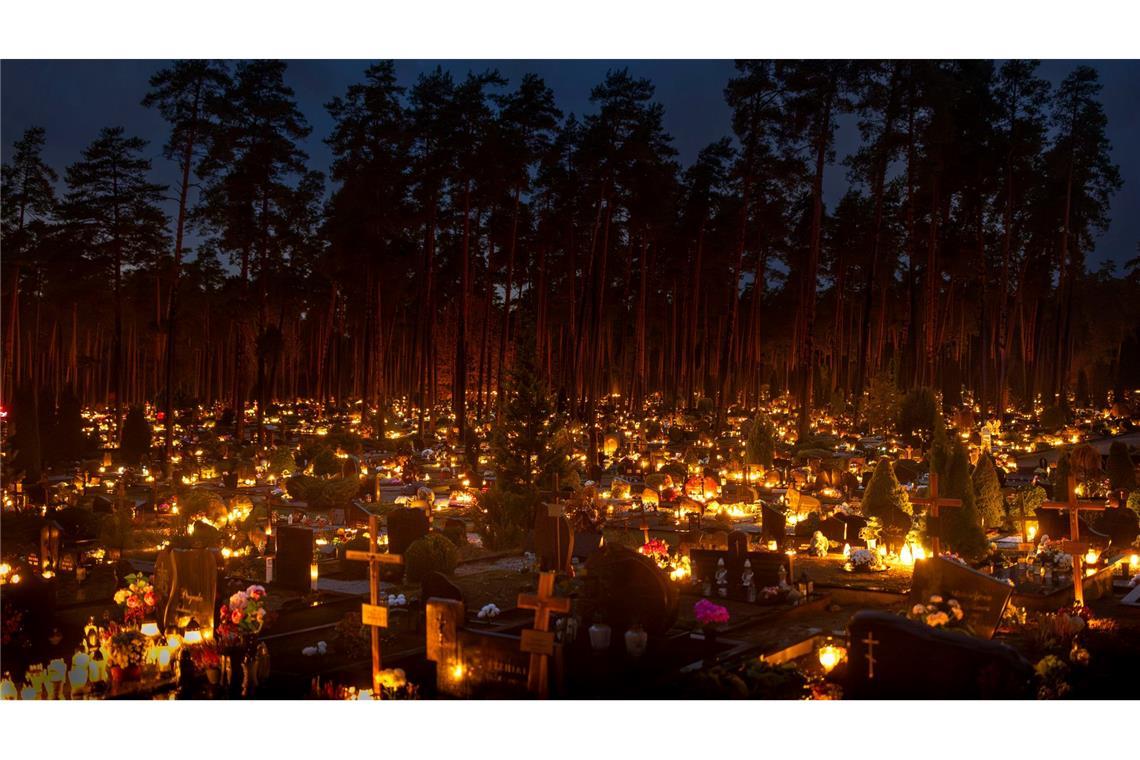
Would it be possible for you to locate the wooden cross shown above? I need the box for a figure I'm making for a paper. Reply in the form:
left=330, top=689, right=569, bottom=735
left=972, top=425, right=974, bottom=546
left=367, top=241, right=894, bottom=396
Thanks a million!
left=1039, top=475, right=1106, bottom=606
left=517, top=571, right=570, bottom=699
left=909, top=472, right=963, bottom=557
left=345, top=513, right=404, bottom=693
left=862, top=632, right=879, bottom=680
left=639, top=517, right=650, bottom=545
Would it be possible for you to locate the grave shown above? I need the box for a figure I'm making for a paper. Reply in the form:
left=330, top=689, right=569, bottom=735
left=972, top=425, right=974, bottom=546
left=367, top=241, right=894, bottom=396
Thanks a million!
left=690, top=545, right=791, bottom=600
left=426, top=597, right=551, bottom=699
left=386, top=507, right=430, bottom=556
left=820, top=511, right=867, bottom=546
left=153, top=548, right=218, bottom=631
left=533, top=505, right=573, bottom=573
left=846, top=610, right=1034, bottom=699
left=760, top=501, right=786, bottom=544
left=275, top=525, right=315, bottom=593
left=908, top=557, right=1013, bottom=639
left=583, top=545, right=678, bottom=637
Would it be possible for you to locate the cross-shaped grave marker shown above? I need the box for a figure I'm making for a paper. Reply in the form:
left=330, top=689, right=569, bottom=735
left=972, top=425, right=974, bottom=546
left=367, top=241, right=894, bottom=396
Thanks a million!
left=1039, top=474, right=1106, bottom=606
left=517, top=570, right=570, bottom=699
left=909, top=471, right=963, bottom=557
left=862, top=632, right=879, bottom=679
left=345, top=513, right=404, bottom=693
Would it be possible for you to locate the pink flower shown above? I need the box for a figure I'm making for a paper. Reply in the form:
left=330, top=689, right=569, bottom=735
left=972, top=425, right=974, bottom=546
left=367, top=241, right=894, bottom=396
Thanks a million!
left=231, top=610, right=244, bottom=624
left=694, top=598, right=730, bottom=626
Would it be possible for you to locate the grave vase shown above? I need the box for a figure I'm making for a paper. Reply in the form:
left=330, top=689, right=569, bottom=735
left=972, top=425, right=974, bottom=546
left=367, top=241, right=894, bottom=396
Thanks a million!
left=624, top=624, right=648, bottom=658
left=588, top=622, right=612, bottom=652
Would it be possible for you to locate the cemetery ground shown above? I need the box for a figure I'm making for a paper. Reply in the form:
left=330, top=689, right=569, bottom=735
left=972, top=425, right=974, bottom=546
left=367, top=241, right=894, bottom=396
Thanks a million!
left=4, top=393, right=1140, bottom=700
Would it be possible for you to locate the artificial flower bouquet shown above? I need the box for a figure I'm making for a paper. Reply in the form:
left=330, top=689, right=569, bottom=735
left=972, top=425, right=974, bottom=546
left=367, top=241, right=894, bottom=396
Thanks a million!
left=218, top=584, right=269, bottom=639
left=694, top=598, right=730, bottom=629
left=113, top=572, right=158, bottom=626
left=639, top=538, right=671, bottom=568
left=908, top=594, right=973, bottom=634
left=845, top=548, right=886, bottom=572
left=109, top=629, right=148, bottom=672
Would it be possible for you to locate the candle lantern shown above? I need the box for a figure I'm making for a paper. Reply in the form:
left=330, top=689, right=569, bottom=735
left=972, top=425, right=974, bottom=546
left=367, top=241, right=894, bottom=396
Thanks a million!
left=140, top=621, right=161, bottom=638
left=817, top=640, right=846, bottom=674
left=0, top=674, right=16, bottom=700
left=182, top=618, right=203, bottom=646
left=310, top=561, right=319, bottom=591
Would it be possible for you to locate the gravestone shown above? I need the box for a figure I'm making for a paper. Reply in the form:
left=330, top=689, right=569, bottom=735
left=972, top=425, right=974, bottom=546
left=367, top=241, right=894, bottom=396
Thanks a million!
left=584, top=545, right=678, bottom=637
left=726, top=530, right=749, bottom=557
left=572, top=531, right=603, bottom=562
left=154, top=548, right=217, bottom=630
left=690, top=548, right=789, bottom=596
left=459, top=630, right=535, bottom=698
left=275, top=525, right=314, bottom=593
left=846, top=610, right=1034, bottom=699
left=820, top=512, right=866, bottom=546
left=533, top=508, right=573, bottom=574
left=92, top=494, right=114, bottom=514
left=760, top=502, right=787, bottom=544
left=908, top=557, right=1014, bottom=639
left=1095, top=507, right=1139, bottom=547
left=422, top=571, right=464, bottom=606
left=387, top=507, right=430, bottom=555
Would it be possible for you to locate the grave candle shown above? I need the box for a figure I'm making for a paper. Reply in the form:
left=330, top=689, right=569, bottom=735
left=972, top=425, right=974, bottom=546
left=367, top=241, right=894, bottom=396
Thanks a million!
left=68, top=666, right=88, bottom=695
left=310, top=561, right=319, bottom=591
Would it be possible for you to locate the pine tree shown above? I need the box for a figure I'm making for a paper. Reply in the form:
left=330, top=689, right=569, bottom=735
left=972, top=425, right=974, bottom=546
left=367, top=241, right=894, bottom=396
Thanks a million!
left=862, top=369, right=900, bottom=434
left=744, top=413, right=776, bottom=467
left=861, top=458, right=912, bottom=535
left=142, top=60, right=230, bottom=470
left=972, top=451, right=1005, bottom=528
left=941, top=441, right=988, bottom=558
left=60, top=127, right=168, bottom=442
left=1106, top=441, right=1136, bottom=492
left=490, top=335, right=571, bottom=495
left=929, top=406, right=953, bottom=482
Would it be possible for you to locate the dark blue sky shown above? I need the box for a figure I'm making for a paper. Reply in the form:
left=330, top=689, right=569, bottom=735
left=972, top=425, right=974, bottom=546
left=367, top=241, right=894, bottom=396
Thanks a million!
left=2, top=59, right=1136, bottom=266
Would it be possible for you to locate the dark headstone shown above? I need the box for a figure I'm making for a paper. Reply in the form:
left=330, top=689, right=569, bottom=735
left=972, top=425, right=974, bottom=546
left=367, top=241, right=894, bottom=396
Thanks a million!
left=572, top=531, right=603, bottom=562
left=690, top=548, right=789, bottom=593
left=1094, top=507, right=1138, bottom=548
left=421, top=570, right=464, bottom=606
left=92, top=494, right=114, bottom=514
left=820, top=512, right=866, bottom=545
left=456, top=630, right=535, bottom=698
left=584, top=545, right=678, bottom=637
left=533, top=509, right=573, bottom=574
left=908, top=557, right=1014, bottom=639
left=726, top=530, right=749, bottom=558
left=387, top=507, right=430, bottom=555
left=154, top=548, right=218, bottom=630
left=275, top=525, right=314, bottom=593
left=760, top=502, right=786, bottom=543
left=846, top=610, right=1034, bottom=699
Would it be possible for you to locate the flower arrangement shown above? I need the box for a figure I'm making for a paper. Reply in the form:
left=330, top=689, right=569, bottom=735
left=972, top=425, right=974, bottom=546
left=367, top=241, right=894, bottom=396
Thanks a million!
left=908, top=594, right=971, bottom=633
left=109, top=630, right=148, bottom=669
left=639, top=538, right=670, bottom=565
left=191, top=643, right=221, bottom=671
left=113, top=572, right=158, bottom=626
left=845, top=548, right=885, bottom=572
left=218, top=584, right=268, bottom=637
left=386, top=593, right=407, bottom=607
left=477, top=603, right=501, bottom=620
left=694, top=598, right=730, bottom=627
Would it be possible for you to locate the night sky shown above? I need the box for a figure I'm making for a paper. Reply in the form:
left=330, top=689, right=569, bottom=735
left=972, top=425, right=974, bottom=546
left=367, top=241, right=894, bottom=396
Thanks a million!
left=2, top=59, right=1137, bottom=266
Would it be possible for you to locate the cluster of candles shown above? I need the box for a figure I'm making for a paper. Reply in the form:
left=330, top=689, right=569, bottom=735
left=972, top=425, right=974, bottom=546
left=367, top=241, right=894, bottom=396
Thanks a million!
left=0, top=618, right=209, bottom=701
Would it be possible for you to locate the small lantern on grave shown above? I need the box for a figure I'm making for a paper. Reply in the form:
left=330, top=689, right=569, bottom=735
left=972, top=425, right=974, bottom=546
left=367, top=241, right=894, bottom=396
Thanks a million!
left=817, top=639, right=846, bottom=674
